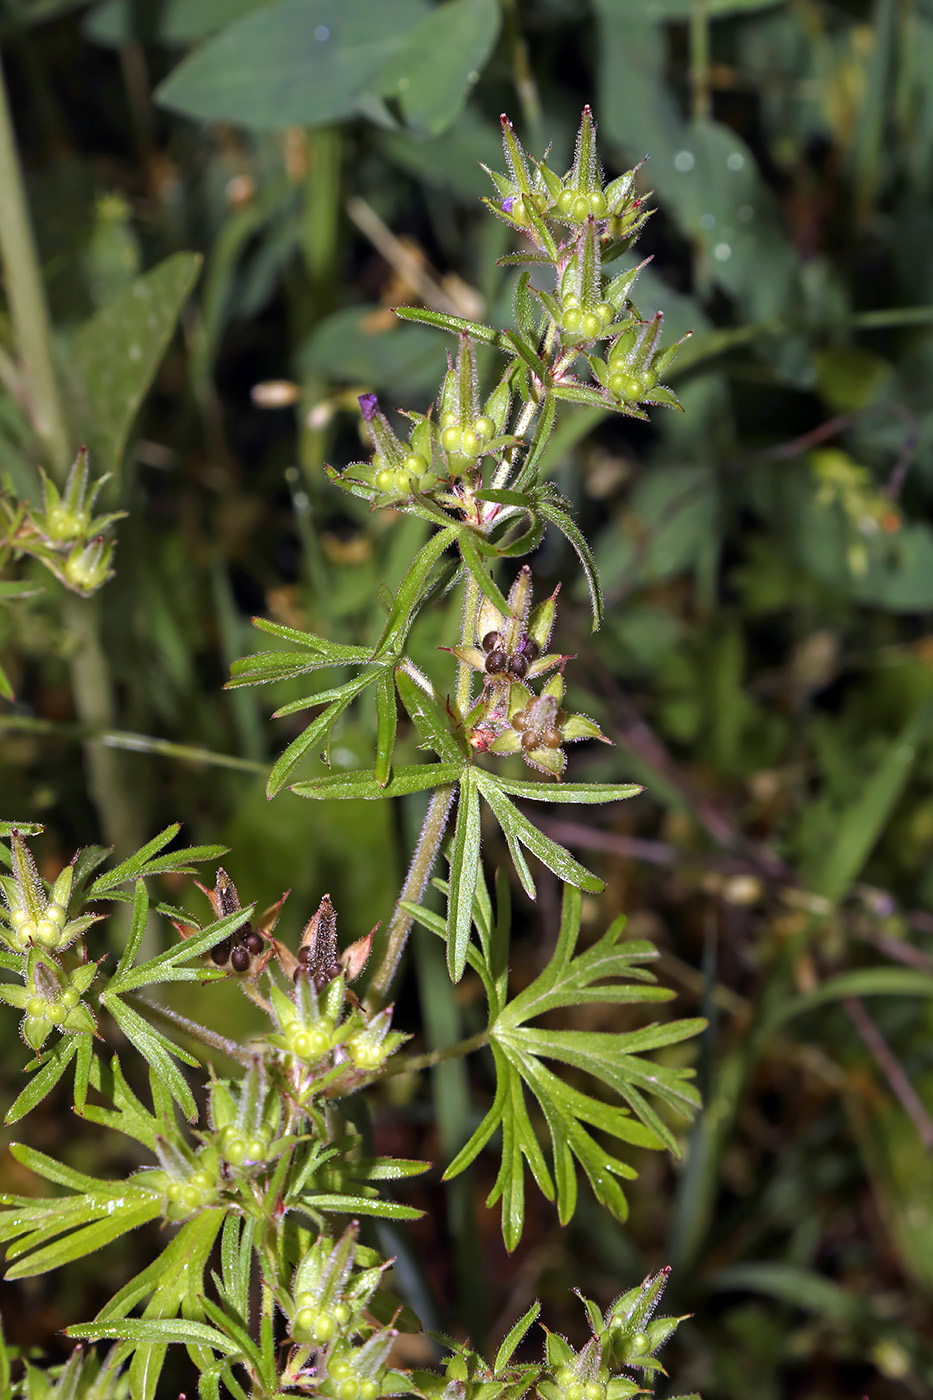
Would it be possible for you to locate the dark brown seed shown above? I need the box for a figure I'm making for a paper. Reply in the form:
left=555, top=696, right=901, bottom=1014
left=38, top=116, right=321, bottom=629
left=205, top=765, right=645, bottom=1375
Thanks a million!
left=297, top=945, right=314, bottom=965
left=211, top=938, right=232, bottom=966
left=521, top=729, right=540, bottom=751
left=481, top=631, right=501, bottom=653
left=509, top=654, right=529, bottom=679
left=521, top=638, right=540, bottom=662
left=243, top=930, right=264, bottom=955
left=485, top=649, right=508, bottom=674
left=511, top=707, right=530, bottom=732
left=543, top=727, right=563, bottom=748
left=230, top=945, right=251, bottom=973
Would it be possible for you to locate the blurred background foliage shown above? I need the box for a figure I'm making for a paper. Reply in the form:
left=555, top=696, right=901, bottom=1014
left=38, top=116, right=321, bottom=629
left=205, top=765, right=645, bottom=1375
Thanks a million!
left=2, top=0, right=933, bottom=1395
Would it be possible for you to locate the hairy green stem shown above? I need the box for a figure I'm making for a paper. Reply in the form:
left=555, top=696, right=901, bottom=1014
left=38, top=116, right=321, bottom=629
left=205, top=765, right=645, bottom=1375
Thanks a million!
left=456, top=569, right=482, bottom=715
left=367, top=527, right=489, bottom=1009
left=64, top=593, right=146, bottom=855
left=0, top=714, right=268, bottom=772
left=0, top=54, right=70, bottom=475
left=0, top=60, right=148, bottom=854
left=384, top=1028, right=489, bottom=1077
left=365, top=782, right=456, bottom=1011
left=126, top=992, right=253, bottom=1066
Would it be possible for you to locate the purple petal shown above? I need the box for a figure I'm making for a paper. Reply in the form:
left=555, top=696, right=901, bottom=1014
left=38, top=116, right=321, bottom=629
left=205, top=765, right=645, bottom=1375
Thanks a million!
left=358, top=393, right=379, bottom=422
left=501, top=196, right=516, bottom=214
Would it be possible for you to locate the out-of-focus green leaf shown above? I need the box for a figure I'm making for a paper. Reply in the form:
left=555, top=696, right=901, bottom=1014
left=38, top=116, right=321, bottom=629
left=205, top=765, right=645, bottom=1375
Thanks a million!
left=66, top=253, right=201, bottom=479
left=602, top=0, right=784, bottom=14
left=766, top=968, right=933, bottom=1031
left=814, top=344, right=892, bottom=412
left=375, top=0, right=500, bottom=135
left=804, top=698, right=933, bottom=902
left=84, top=0, right=268, bottom=47
left=710, top=1262, right=866, bottom=1323
left=156, top=0, right=430, bottom=129
left=299, top=307, right=450, bottom=398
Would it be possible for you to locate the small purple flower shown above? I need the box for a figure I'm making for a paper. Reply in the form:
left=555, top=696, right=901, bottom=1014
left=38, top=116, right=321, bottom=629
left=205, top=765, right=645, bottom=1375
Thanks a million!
left=501, top=196, right=516, bottom=214
left=358, top=393, right=379, bottom=422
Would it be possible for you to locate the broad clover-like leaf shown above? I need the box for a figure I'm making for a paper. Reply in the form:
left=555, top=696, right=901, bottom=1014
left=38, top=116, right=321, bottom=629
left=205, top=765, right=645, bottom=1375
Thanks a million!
left=440, top=884, right=705, bottom=1250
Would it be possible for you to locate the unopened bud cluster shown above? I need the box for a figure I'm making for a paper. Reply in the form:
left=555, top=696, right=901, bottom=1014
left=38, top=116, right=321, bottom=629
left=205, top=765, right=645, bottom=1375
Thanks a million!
left=330, top=106, right=687, bottom=518
left=2, top=448, right=123, bottom=597
left=0, top=831, right=101, bottom=1051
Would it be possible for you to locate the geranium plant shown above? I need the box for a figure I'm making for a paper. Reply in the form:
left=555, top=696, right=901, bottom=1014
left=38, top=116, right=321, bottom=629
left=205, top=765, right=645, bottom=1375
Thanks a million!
left=0, top=109, right=703, bottom=1400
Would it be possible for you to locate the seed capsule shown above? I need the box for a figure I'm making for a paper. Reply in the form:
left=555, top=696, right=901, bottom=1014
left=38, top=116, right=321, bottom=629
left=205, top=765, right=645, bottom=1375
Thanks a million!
left=211, top=938, right=232, bottom=966
left=243, top=930, right=265, bottom=956
left=230, top=945, right=251, bottom=973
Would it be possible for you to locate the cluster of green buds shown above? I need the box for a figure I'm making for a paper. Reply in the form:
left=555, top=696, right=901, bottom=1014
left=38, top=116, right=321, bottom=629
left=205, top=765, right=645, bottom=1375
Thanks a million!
left=540, top=1271, right=687, bottom=1400
left=135, top=1138, right=223, bottom=1223
left=537, top=231, right=641, bottom=354
left=4, top=448, right=124, bottom=596
left=454, top=568, right=609, bottom=778
left=207, top=1058, right=283, bottom=1171
left=483, top=107, right=689, bottom=414
left=344, top=336, right=518, bottom=507
left=0, top=829, right=99, bottom=954
left=326, top=106, right=689, bottom=525
left=602, top=1268, right=686, bottom=1377
left=285, top=1224, right=386, bottom=1348
left=266, top=895, right=405, bottom=1082
left=435, top=337, right=515, bottom=478
left=0, top=944, right=98, bottom=1052
left=484, top=107, right=650, bottom=246
left=281, top=1225, right=406, bottom=1398
left=591, top=312, right=685, bottom=411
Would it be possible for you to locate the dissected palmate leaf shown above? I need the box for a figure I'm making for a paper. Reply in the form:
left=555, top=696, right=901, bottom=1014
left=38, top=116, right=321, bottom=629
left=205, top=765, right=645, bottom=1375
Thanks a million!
left=447, top=768, right=481, bottom=984
left=5, top=1030, right=93, bottom=1125
left=534, top=489, right=604, bottom=631
left=477, top=773, right=604, bottom=893
left=292, top=761, right=462, bottom=800
left=111, top=1209, right=225, bottom=1400
left=445, top=886, right=704, bottom=1247
left=0, top=1143, right=164, bottom=1280
left=87, top=824, right=228, bottom=896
